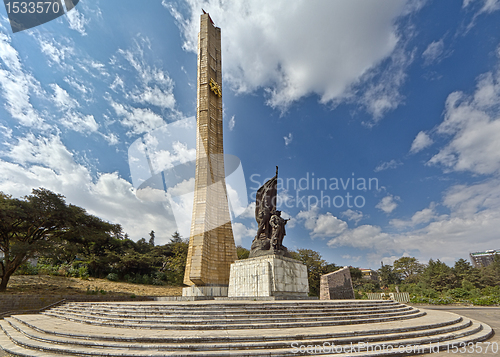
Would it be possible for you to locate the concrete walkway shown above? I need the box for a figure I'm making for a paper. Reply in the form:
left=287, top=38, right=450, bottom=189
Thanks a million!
left=416, top=305, right=499, bottom=357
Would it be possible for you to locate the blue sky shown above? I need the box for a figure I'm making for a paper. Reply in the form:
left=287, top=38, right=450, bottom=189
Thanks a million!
left=1, top=0, right=500, bottom=269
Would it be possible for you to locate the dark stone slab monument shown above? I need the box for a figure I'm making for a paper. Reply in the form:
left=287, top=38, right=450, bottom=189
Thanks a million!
left=320, top=266, right=355, bottom=300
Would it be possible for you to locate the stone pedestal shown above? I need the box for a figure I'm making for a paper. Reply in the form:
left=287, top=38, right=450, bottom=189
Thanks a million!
left=182, top=286, right=228, bottom=297
left=228, top=255, right=309, bottom=298
left=320, top=266, right=355, bottom=300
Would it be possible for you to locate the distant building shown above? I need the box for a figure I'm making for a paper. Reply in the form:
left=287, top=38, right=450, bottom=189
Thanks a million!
left=360, top=268, right=379, bottom=281
left=470, top=249, right=500, bottom=268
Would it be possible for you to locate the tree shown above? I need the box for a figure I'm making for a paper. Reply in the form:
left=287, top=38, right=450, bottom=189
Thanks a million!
left=236, top=246, right=249, bottom=259
left=453, top=258, right=480, bottom=288
left=149, top=230, right=155, bottom=246
left=420, top=259, right=456, bottom=291
left=162, top=240, right=188, bottom=285
left=0, top=188, right=122, bottom=291
left=290, top=249, right=327, bottom=297
left=393, top=257, right=424, bottom=283
left=170, top=231, right=183, bottom=243
left=378, top=264, right=400, bottom=287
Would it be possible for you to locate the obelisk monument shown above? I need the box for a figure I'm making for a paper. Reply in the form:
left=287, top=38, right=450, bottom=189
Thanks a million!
left=183, top=12, right=237, bottom=297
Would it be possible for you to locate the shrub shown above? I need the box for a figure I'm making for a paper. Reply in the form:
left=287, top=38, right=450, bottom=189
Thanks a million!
left=447, top=288, right=470, bottom=300
left=15, top=261, right=39, bottom=275
left=106, top=273, right=119, bottom=282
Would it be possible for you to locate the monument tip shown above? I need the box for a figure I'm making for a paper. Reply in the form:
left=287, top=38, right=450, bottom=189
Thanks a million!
left=201, top=9, right=215, bottom=25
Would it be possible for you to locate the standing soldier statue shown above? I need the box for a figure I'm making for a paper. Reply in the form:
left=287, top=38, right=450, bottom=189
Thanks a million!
left=249, top=166, right=291, bottom=258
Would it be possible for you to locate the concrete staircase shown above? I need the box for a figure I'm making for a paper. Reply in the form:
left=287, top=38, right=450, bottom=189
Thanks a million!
left=0, top=300, right=493, bottom=356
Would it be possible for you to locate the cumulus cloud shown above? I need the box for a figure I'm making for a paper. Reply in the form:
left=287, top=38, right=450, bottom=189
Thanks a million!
left=428, top=67, right=500, bottom=174
left=374, top=159, right=402, bottom=172
left=410, top=131, right=433, bottom=153
left=328, top=225, right=393, bottom=250
left=376, top=194, right=399, bottom=214
left=0, top=134, right=178, bottom=244
left=284, top=133, right=293, bottom=146
left=296, top=206, right=347, bottom=238
left=390, top=203, right=438, bottom=228
left=167, top=0, right=416, bottom=117
left=232, top=222, right=256, bottom=246
left=341, top=209, right=364, bottom=224
left=327, top=178, right=500, bottom=266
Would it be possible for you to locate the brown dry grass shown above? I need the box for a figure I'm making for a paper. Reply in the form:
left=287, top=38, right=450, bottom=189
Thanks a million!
left=3, top=275, right=183, bottom=296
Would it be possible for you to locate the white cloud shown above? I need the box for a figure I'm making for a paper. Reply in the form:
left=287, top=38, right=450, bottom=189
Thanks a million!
left=49, top=84, right=98, bottom=133
left=109, top=100, right=165, bottom=136
left=239, top=202, right=257, bottom=219
left=390, top=203, right=437, bottom=228
left=228, top=115, right=235, bottom=131
left=102, top=133, right=119, bottom=145
left=168, top=0, right=415, bottom=117
left=0, top=134, right=178, bottom=245
left=63, top=76, right=91, bottom=96
left=328, top=224, right=392, bottom=250
left=422, top=39, right=444, bottom=65
left=463, top=0, right=500, bottom=13
left=117, top=37, right=176, bottom=110
left=374, top=159, right=402, bottom=172
left=376, top=195, right=399, bottom=214
left=0, top=33, right=46, bottom=128
left=443, top=179, right=500, bottom=217
left=37, top=38, right=74, bottom=66
left=358, top=44, right=415, bottom=121
left=342, top=254, right=362, bottom=263
left=410, top=131, right=433, bottom=153
left=284, top=133, right=293, bottom=146
left=341, top=209, right=363, bottom=224
left=327, top=178, right=500, bottom=266
left=60, top=113, right=99, bottom=133
left=232, top=222, right=256, bottom=246
left=296, top=206, right=347, bottom=238
left=428, top=68, right=500, bottom=174
left=65, top=8, right=89, bottom=36
left=50, top=84, right=79, bottom=110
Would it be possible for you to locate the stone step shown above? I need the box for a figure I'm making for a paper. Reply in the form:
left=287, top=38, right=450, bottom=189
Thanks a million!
left=41, top=308, right=425, bottom=330
left=62, top=299, right=400, bottom=308
left=47, top=304, right=413, bottom=320
left=3, top=314, right=474, bottom=351
left=57, top=300, right=402, bottom=314
left=53, top=302, right=403, bottom=314
left=0, top=302, right=493, bottom=357
left=8, top=311, right=462, bottom=343
left=0, top=314, right=492, bottom=356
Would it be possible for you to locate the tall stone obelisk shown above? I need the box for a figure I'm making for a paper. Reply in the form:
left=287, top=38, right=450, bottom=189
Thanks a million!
left=182, top=12, right=237, bottom=296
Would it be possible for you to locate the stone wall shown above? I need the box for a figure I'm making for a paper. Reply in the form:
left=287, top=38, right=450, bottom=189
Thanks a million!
left=320, top=266, right=355, bottom=300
